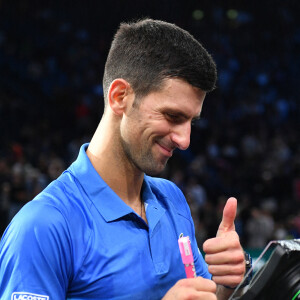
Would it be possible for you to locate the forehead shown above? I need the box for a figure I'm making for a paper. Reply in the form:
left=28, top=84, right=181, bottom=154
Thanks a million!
left=140, top=78, right=206, bottom=117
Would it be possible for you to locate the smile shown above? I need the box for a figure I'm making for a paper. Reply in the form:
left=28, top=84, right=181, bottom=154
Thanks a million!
left=156, top=142, right=174, bottom=157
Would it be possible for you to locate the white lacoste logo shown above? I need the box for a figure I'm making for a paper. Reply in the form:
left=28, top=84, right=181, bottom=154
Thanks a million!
left=11, top=292, right=49, bottom=300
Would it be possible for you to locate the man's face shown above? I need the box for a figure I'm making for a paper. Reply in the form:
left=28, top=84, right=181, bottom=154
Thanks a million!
left=120, top=78, right=206, bottom=175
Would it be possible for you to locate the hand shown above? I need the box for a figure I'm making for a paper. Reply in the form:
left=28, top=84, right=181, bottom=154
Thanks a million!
left=203, top=197, right=245, bottom=288
left=162, top=277, right=217, bottom=300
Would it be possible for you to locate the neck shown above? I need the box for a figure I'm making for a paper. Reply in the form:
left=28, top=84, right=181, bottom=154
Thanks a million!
left=87, top=115, right=144, bottom=208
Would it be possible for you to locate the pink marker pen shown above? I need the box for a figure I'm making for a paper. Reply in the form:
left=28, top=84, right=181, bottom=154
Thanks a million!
left=178, top=234, right=197, bottom=278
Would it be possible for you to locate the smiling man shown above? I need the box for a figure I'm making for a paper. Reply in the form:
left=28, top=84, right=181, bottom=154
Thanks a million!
left=0, top=19, right=246, bottom=300
left=99, top=78, right=205, bottom=175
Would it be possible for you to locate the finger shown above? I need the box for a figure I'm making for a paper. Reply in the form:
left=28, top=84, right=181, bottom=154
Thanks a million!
left=181, top=290, right=217, bottom=300
left=205, top=249, right=244, bottom=265
left=177, top=277, right=217, bottom=293
left=203, top=231, right=241, bottom=254
left=217, top=197, right=237, bottom=236
left=211, top=274, right=245, bottom=288
left=163, top=280, right=217, bottom=300
left=180, top=290, right=217, bottom=300
left=196, top=291, right=218, bottom=300
left=207, top=262, right=245, bottom=276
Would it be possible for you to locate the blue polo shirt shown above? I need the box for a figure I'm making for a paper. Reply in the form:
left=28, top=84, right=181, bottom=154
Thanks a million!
left=0, top=144, right=211, bottom=300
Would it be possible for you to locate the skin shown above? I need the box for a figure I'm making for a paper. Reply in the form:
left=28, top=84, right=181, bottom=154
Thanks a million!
left=119, top=78, right=205, bottom=176
left=87, top=78, right=245, bottom=300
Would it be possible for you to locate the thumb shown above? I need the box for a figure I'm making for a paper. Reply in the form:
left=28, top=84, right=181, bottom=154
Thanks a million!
left=217, top=197, right=237, bottom=237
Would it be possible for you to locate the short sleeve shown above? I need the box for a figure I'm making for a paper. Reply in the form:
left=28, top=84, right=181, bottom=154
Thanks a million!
left=0, top=199, right=72, bottom=299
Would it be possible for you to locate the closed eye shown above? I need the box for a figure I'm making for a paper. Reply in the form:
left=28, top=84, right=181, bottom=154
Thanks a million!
left=165, top=113, right=185, bottom=124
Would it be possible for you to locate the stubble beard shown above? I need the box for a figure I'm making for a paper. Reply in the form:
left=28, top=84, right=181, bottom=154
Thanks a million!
left=120, top=137, right=169, bottom=176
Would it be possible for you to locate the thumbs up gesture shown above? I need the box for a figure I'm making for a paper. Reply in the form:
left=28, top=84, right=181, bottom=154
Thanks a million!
left=203, top=197, right=245, bottom=289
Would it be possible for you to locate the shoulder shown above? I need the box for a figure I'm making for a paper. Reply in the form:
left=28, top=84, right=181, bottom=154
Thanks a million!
left=1, top=196, right=70, bottom=251
left=34, top=170, right=92, bottom=219
left=0, top=178, right=75, bottom=282
left=1, top=171, right=84, bottom=253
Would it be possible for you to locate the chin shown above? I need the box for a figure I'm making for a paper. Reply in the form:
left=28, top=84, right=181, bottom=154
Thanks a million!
left=136, top=153, right=169, bottom=176
left=143, top=163, right=167, bottom=176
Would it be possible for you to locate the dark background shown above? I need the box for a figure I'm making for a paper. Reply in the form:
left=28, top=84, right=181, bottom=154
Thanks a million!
left=0, top=0, right=300, bottom=249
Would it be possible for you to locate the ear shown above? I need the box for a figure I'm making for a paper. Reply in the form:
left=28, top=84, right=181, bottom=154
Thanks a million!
left=108, top=79, right=134, bottom=115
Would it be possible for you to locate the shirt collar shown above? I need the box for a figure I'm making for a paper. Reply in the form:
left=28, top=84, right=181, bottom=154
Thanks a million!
left=68, top=143, right=164, bottom=223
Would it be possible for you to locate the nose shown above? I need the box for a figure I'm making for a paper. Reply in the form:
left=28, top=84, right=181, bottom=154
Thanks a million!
left=170, top=122, right=191, bottom=151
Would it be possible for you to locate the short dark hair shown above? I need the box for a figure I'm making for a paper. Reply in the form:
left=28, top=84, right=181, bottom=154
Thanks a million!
left=103, top=18, right=217, bottom=104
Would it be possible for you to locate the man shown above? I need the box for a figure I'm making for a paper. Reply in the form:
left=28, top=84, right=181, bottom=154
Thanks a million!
left=0, top=19, right=246, bottom=300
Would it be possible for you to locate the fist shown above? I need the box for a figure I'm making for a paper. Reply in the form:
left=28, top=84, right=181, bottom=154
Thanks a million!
left=163, top=277, right=217, bottom=300
left=203, top=198, right=245, bottom=288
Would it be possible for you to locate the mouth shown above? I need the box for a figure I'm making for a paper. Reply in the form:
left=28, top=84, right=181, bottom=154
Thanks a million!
left=156, top=142, right=174, bottom=157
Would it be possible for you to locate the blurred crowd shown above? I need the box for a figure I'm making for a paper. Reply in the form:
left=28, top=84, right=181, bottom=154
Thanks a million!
left=0, top=1, right=300, bottom=249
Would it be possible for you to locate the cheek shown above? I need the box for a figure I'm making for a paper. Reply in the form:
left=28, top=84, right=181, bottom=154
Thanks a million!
left=142, top=122, right=170, bottom=143
left=122, top=110, right=171, bottom=143
left=153, top=121, right=170, bottom=136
